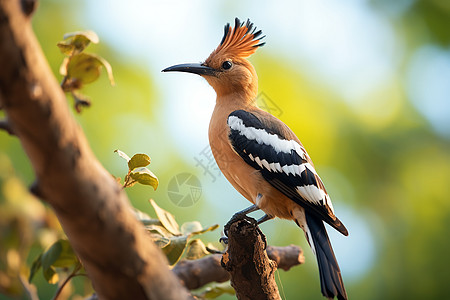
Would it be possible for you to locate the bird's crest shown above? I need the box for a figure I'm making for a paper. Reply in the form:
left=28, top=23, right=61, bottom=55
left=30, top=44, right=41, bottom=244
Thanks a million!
left=211, top=18, right=265, bottom=59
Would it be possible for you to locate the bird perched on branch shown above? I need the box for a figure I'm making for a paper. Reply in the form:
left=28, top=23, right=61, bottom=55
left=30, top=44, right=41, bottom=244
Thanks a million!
left=163, top=18, right=348, bottom=300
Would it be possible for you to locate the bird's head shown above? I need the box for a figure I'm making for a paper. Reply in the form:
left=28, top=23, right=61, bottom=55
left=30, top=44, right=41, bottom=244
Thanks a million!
left=163, top=18, right=265, bottom=100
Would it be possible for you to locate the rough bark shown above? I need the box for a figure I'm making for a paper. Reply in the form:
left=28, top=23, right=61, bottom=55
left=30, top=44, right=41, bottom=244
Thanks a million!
left=0, top=1, right=191, bottom=299
left=173, top=245, right=304, bottom=290
left=221, top=218, right=282, bottom=300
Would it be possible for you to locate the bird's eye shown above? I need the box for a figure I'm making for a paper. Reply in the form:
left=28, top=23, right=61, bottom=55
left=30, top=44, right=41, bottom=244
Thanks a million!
left=222, top=61, right=233, bottom=70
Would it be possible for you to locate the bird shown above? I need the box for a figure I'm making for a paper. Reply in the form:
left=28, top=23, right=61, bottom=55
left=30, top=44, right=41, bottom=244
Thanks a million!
left=163, top=18, right=348, bottom=300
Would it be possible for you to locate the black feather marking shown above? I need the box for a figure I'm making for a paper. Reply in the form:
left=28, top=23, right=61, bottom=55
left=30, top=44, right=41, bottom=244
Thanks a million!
left=234, top=17, right=241, bottom=32
left=301, top=167, right=317, bottom=186
left=253, top=30, right=263, bottom=39
left=305, top=212, right=347, bottom=300
left=221, top=23, right=230, bottom=45
left=254, top=41, right=266, bottom=48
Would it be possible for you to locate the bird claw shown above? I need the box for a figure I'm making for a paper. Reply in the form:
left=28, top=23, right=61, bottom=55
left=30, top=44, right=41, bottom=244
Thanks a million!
left=223, top=214, right=267, bottom=249
left=224, top=213, right=256, bottom=237
left=219, top=236, right=228, bottom=245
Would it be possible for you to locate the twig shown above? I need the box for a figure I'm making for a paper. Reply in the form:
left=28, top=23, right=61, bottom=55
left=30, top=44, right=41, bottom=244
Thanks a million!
left=0, top=119, right=15, bottom=135
left=52, top=263, right=82, bottom=300
left=19, top=274, right=39, bottom=300
left=173, top=245, right=303, bottom=290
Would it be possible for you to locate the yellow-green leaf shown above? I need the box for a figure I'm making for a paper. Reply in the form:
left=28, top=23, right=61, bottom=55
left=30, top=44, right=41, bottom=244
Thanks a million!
left=43, top=266, right=59, bottom=284
left=149, top=199, right=180, bottom=235
left=114, top=149, right=131, bottom=162
left=130, top=167, right=158, bottom=190
left=162, top=236, right=188, bottom=265
left=146, top=224, right=172, bottom=238
left=59, top=57, right=70, bottom=76
left=152, top=236, right=171, bottom=248
left=196, top=282, right=235, bottom=299
left=57, top=42, right=75, bottom=56
left=96, top=54, right=115, bottom=86
left=185, top=239, right=209, bottom=260
left=63, top=30, right=99, bottom=44
left=66, top=53, right=102, bottom=85
left=51, top=240, right=78, bottom=268
left=57, top=30, right=99, bottom=55
left=128, top=153, right=151, bottom=170
left=190, top=223, right=220, bottom=236
left=181, top=221, right=203, bottom=236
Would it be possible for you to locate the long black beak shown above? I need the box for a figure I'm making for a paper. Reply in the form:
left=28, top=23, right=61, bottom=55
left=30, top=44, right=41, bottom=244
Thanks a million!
left=162, top=63, right=217, bottom=76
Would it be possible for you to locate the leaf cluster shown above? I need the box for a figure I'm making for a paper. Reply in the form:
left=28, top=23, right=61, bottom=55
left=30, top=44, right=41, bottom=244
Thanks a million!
left=58, top=31, right=114, bottom=113
left=138, top=199, right=219, bottom=265
left=114, top=149, right=159, bottom=190
left=29, top=240, right=81, bottom=285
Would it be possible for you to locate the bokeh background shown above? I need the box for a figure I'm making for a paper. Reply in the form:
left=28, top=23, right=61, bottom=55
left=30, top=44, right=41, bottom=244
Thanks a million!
left=1, top=0, right=450, bottom=299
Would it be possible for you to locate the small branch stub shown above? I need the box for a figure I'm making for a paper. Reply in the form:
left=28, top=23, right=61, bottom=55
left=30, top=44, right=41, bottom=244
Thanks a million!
left=221, top=218, right=281, bottom=300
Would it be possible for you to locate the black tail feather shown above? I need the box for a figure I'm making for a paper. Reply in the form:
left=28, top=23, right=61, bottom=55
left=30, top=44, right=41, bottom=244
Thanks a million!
left=305, top=212, right=347, bottom=300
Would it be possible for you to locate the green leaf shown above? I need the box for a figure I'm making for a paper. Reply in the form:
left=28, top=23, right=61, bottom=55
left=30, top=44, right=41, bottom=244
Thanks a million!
left=66, top=53, right=103, bottom=85
left=41, top=241, right=63, bottom=271
left=185, top=239, right=209, bottom=260
left=128, top=153, right=151, bottom=170
left=130, top=167, right=159, bottom=190
left=162, top=236, right=188, bottom=265
left=51, top=240, right=78, bottom=268
left=196, top=282, right=235, bottom=299
left=149, top=199, right=180, bottom=235
left=43, top=266, right=59, bottom=284
left=29, top=254, right=42, bottom=282
left=114, top=149, right=131, bottom=162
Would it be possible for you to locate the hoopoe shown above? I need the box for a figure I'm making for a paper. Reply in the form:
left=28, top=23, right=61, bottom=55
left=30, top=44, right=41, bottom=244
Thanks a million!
left=163, top=18, right=348, bottom=300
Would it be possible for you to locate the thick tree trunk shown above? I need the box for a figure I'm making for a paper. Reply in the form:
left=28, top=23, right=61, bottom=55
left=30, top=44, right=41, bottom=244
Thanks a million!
left=0, top=1, right=191, bottom=299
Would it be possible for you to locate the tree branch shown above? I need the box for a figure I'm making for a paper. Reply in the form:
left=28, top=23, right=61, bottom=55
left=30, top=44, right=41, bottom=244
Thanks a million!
left=173, top=245, right=304, bottom=290
left=0, top=119, right=15, bottom=135
left=221, top=218, right=282, bottom=300
left=0, top=1, right=191, bottom=299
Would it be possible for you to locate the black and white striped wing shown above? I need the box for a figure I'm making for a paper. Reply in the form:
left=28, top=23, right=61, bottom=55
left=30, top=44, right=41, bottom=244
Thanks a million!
left=227, top=110, right=347, bottom=235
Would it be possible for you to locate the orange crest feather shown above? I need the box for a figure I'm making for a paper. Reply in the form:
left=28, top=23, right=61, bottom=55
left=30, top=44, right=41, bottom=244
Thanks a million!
left=212, top=18, right=265, bottom=59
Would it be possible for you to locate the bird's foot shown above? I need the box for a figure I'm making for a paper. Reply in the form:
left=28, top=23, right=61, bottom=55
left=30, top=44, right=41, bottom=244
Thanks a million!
left=223, top=213, right=256, bottom=237
left=221, top=214, right=268, bottom=250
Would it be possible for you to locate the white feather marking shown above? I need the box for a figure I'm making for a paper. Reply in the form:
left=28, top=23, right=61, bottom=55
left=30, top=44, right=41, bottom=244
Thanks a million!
left=292, top=207, right=316, bottom=255
left=269, top=162, right=277, bottom=172
left=325, top=194, right=335, bottom=213
left=281, top=165, right=291, bottom=175
left=305, top=226, right=316, bottom=255
left=248, top=153, right=255, bottom=161
left=274, top=162, right=282, bottom=172
left=261, top=159, right=271, bottom=171
left=296, top=185, right=326, bottom=205
left=228, top=116, right=307, bottom=159
left=254, top=156, right=263, bottom=168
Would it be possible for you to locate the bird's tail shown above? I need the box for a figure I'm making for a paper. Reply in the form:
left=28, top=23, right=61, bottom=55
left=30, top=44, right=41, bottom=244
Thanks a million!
left=305, top=212, right=348, bottom=300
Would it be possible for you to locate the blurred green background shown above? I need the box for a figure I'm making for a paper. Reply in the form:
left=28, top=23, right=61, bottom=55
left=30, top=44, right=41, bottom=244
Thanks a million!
left=1, top=0, right=450, bottom=299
